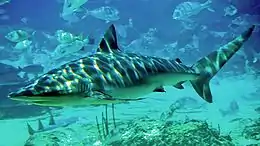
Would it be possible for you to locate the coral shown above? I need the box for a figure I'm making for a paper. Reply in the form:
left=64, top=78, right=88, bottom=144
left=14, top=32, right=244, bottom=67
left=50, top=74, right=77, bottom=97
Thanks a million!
left=242, top=118, right=260, bottom=141
left=108, top=118, right=234, bottom=146
left=24, top=124, right=98, bottom=146
left=24, top=117, right=234, bottom=146
left=24, top=104, right=233, bottom=146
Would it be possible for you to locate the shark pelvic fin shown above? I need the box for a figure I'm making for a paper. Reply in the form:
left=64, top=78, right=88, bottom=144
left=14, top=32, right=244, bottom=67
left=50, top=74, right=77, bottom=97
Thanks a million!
left=153, top=86, right=166, bottom=92
left=173, top=82, right=185, bottom=89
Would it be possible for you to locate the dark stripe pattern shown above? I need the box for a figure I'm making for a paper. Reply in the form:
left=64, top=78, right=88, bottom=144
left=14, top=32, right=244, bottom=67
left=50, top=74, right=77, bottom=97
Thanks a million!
left=19, top=51, right=194, bottom=97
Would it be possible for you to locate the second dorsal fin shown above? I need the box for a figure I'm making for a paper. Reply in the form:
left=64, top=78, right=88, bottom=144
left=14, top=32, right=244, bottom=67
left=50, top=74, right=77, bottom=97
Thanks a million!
left=97, top=24, right=121, bottom=53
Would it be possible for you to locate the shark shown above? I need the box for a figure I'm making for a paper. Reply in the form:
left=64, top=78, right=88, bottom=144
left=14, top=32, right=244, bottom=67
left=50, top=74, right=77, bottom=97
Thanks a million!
left=8, top=24, right=255, bottom=107
left=27, top=114, right=80, bottom=135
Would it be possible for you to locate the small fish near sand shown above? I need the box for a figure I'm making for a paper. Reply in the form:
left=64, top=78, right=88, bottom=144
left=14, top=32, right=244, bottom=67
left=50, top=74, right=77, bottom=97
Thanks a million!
left=85, top=6, right=120, bottom=23
left=254, top=106, right=260, bottom=114
left=8, top=24, right=255, bottom=107
left=0, top=0, right=10, bottom=6
left=219, top=100, right=239, bottom=117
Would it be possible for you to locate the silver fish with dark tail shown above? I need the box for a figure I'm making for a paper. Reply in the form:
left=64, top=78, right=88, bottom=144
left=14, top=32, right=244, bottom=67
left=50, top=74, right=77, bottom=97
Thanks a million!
left=8, top=24, right=255, bottom=107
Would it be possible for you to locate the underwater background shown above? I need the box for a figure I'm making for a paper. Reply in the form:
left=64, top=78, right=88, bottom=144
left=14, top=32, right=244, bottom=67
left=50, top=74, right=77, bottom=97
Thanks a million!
left=0, top=0, right=260, bottom=145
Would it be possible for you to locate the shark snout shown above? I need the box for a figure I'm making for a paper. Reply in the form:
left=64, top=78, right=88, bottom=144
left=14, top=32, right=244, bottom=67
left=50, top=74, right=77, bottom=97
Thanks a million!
left=8, top=88, right=35, bottom=99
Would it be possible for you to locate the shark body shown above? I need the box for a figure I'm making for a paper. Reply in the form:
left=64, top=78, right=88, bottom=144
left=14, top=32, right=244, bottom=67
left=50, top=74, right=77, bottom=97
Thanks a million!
left=8, top=25, right=255, bottom=106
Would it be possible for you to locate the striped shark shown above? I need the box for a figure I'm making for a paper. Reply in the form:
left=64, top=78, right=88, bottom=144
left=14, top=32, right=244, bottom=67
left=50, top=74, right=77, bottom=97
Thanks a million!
left=8, top=24, right=255, bottom=106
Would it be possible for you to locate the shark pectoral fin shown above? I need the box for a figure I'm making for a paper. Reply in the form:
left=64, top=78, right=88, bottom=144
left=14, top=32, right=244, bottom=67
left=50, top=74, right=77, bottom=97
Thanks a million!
left=27, top=122, right=35, bottom=135
left=153, top=86, right=166, bottom=92
left=38, top=120, right=44, bottom=130
left=173, top=82, right=185, bottom=89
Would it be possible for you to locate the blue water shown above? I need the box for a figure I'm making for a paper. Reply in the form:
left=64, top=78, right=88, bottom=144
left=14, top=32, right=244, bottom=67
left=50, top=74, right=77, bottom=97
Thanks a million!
left=0, top=0, right=260, bottom=145
left=3, top=0, right=258, bottom=32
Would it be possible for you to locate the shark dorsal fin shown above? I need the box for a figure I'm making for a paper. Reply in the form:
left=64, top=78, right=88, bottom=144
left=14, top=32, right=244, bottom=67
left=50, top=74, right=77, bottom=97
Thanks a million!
left=97, top=24, right=121, bottom=53
left=27, top=122, right=35, bottom=135
left=49, top=114, right=55, bottom=125
left=38, top=119, right=44, bottom=130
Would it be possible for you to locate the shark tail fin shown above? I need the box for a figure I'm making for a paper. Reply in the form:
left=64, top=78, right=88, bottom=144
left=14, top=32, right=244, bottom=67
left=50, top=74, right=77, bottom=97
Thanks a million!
left=190, top=25, right=255, bottom=103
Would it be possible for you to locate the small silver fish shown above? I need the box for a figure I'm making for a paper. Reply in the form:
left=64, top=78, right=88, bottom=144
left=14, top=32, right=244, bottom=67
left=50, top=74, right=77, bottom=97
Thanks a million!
left=13, top=40, right=32, bottom=50
left=0, top=14, right=9, bottom=20
left=5, top=30, right=31, bottom=43
left=60, top=0, right=87, bottom=24
left=60, top=12, right=80, bottom=24
left=20, top=64, right=44, bottom=75
left=52, top=40, right=85, bottom=59
left=255, top=106, right=260, bottom=114
left=115, top=18, right=134, bottom=38
left=21, top=17, right=28, bottom=24
left=86, top=6, right=120, bottom=23
left=219, top=100, right=239, bottom=117
left=67, top=0, right=88, bottom=11
left=231, top=14, right=260, bottom=26
left=0, top=8, right=6, bottom=14
left=224, top=5, right=237, bottom=16
left=172, top=0, right=214, bottom=21
left=0, top=0, right=10, bottom=6
left=55, top=30, right=83, bottom=44
left=209, top=31, right=227, bottom=38
left=62, top=0, right=87, bottom=15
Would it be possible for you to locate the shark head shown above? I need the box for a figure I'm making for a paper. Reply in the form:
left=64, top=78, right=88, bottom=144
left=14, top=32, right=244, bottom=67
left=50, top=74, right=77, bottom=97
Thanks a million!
left=8, top=66, right=95, bottom=106
left=7, top=24, right=124, bottom=107
left=8, top=65, right=125, bottom=106
left=8, top=25, right=134, bottom=107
